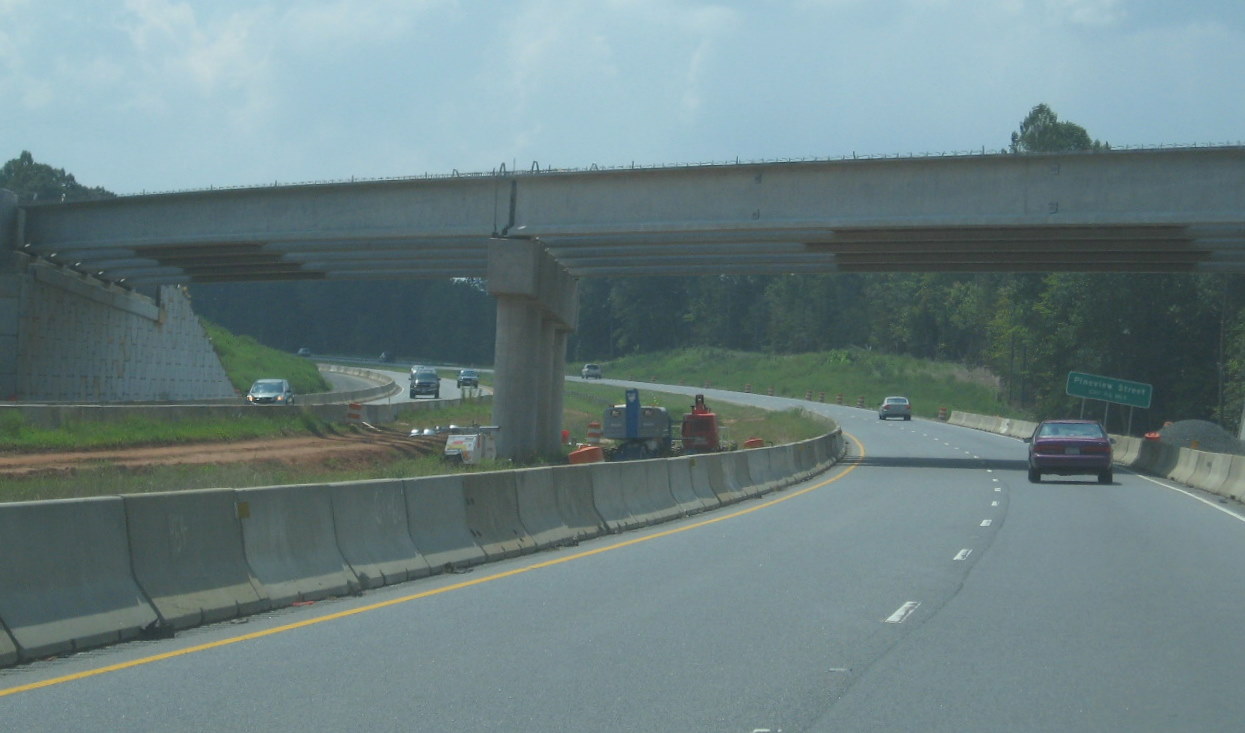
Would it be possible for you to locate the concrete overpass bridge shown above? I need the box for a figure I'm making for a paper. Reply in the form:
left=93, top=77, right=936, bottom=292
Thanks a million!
left=3, top=146, right=1243, bottom=458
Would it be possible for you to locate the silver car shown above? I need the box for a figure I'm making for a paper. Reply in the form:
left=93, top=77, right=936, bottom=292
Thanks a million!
left=247, top=378, right=295, bottom=405
left=878, top=395, right=911, bottom=420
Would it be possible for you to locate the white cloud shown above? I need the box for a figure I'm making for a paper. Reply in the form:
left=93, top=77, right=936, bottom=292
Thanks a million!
left=4, top=0, right=1242, bottom=193
left=1044, top=0, right=1123, bottom=27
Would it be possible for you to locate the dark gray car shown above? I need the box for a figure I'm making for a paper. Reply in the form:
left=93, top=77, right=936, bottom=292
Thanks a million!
left=878, top=395, right=911, bottom=420
left=410, top=369, right=441, bottom=399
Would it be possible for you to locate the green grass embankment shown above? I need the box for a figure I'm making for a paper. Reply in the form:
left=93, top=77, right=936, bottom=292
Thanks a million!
left=581, top=347, right=1016, bottom=420
left=202, top=320, right=331, bottom=395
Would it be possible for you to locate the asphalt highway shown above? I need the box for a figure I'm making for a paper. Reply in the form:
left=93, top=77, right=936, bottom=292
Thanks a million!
left=3, top=387, right=1244, bottom=731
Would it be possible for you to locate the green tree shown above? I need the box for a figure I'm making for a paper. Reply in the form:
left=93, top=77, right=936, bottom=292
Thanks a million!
left=0, top=151, right=113, bottom=203
left=1009, top=104, right=1109, bottom=153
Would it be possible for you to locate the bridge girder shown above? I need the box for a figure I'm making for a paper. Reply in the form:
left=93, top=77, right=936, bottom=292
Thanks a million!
left=8, top=147, right=1244, bottom=284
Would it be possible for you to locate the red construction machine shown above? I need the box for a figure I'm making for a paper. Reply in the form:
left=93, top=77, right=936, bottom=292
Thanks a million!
left=681, top=394, right=727, bottom=454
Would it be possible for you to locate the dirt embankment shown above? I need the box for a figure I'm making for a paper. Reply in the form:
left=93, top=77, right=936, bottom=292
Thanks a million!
left=0, top=431, right=446, bottom=479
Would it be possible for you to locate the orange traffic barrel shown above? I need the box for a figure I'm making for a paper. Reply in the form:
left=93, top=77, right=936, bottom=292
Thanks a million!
left=586, top=421, right=602, bottom=445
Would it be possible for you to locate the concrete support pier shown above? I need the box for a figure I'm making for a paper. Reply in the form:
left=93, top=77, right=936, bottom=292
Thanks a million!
left=1, top=190, right=19, bottom=400
left=487, top=239, right=577, bottom=461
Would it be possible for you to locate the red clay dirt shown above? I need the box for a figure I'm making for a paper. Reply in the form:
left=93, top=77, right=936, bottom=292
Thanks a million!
left=0, top=431, right=446, bottom=479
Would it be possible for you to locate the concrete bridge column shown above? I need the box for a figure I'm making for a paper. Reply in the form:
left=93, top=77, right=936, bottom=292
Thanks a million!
left=487, top=239, right=577, bottom=461
left=546, top=326, right=571, bottom=454
left=1, top=190, right=19, bottom=400
left=492, top=295, right=546, bottom=459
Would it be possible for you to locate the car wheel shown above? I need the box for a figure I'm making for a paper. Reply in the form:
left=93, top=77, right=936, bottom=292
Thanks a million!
left=1028, top=468, right=1041, bottom=483
left=1098, top=470, right=1113, bottom=484
left=410, top=390, right=416, bottom=399
left=435, top=389, right=440, bottom=399
left=878, top=415, right=885, bottom=420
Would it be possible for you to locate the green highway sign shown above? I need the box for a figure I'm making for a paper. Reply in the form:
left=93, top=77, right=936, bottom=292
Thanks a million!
left=1066, top=371, right=1153, bottom=409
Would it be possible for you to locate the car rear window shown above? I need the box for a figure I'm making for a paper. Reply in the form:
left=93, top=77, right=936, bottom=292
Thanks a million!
left=1039, top=423, right=1104, bottom=438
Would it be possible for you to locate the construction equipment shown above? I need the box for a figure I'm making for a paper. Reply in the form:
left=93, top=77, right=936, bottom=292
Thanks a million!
left=601, top=390, right=731, bottom=461
left=602, top=389, right=674, bottom=460
left=681, top=394, right=729, bottom=453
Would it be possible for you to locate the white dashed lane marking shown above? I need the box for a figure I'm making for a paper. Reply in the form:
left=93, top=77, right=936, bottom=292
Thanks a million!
left=885, top=602, right=921, bottom=624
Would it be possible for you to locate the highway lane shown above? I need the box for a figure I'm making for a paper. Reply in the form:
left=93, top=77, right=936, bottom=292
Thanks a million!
left=323, top=365, right=477, bottom=404
left=3, top=393, right=1245, bottom=731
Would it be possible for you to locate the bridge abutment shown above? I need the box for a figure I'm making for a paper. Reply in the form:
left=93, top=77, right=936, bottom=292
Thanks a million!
left=1, top=190, right=234, bottom=403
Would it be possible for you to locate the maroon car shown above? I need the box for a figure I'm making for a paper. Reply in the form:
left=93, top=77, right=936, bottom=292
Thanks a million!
left=1026, top=419, right=1114, bottom=484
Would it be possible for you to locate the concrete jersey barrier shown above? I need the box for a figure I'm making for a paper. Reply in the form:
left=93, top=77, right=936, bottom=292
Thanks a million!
left=462, top=472, right=536, bottom=560
left=665, top=455, right=718, bottom=515
left=236, top=483, right=360, bottom=606
left=123, top=489, right=269, bottom=629
left=404, top=474, right=487, bottom=571
left=0, top=497, right=159, bottom=662
left=744, top=447, right=781, bottom=495
left=1, top=425, right=847, bottom=670
left=0, top=625, right=15, bottom=668
left=1224, top=455, right=1245, bottom=502
left=512, top=466, right=575, bottom=550
left=691, top=455, right=727, bottom=511
left=609, top=459, right=684, bottom=527
left=329, top=479, right=431, bottom=589
left=586, top=462, right=643, bottom=532
left=548, top=463, right=607, bottom=541
left=717, top=451, right=754, bottom=504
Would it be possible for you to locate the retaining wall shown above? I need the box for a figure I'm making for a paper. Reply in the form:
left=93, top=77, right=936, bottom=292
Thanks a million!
left=0, top=426, right=845, bottom=668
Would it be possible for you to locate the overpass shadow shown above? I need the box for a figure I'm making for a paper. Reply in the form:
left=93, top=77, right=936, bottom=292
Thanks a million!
left=840, top=454, right=1028, bottom=473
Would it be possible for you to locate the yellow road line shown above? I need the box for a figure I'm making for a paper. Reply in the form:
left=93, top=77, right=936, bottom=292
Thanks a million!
left=1, top=434, right=864, bottom=698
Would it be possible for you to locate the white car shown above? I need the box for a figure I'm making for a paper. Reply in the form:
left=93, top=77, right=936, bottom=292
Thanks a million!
left=581, top=363, right=602, bottom=379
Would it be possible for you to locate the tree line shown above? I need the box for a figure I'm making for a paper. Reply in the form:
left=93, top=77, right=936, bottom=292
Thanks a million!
left=4, top=105, right=1242, bottom=435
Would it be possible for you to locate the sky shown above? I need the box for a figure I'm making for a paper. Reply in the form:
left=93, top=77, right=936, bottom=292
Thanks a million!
left=3, top=0, right=1243, bottom=195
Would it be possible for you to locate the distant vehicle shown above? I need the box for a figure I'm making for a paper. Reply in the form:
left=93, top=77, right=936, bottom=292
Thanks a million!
left=457, top=369, right=480, bottom=389
left=246, top=378, right=295, bottom=405
left=410, top=368, right=441, bottom=399
left=581, top=363, right=602, bottom=379
left=296, top=347, right=312, bottom=357
left=1025, top=419, right=1114, bottom=484
left=878, top=396, right=912, bottom=420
